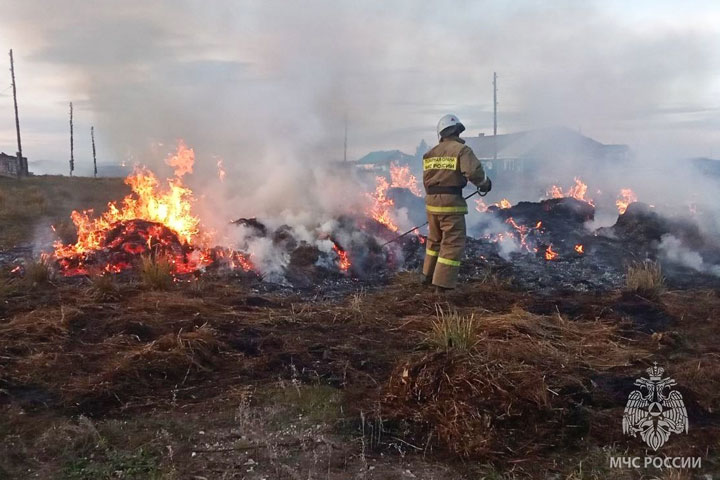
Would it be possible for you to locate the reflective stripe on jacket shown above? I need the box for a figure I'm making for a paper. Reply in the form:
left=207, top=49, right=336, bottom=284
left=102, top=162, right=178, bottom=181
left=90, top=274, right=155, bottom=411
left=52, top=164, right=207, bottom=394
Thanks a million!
left=422, top=136, right=487, bottom=214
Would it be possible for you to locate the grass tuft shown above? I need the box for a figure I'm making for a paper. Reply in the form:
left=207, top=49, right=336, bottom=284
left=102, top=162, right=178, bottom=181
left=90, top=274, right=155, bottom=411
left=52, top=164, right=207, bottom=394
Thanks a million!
left=139, top=254, right=174, bottom=290
left=626, top=260, right=665, bottom=297
left=425, top=305, right=477, bottom=352
left=25, top=255, right=53, bottom=286
left=89, top=273, right=120, bottom=301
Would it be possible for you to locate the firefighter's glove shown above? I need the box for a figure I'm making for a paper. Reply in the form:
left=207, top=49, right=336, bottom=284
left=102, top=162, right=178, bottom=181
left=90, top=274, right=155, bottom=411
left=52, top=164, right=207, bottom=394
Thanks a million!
left=477, top=177, right=492, bottom=194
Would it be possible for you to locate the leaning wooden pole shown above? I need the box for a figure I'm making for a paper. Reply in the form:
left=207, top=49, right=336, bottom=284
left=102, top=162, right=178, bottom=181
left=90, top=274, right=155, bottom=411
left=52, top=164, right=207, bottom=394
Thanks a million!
left=91, top=126, right=97, bottom=178
left=9, top=49, right=24, bottom=178
left=69, top=102, right=74, bottom=176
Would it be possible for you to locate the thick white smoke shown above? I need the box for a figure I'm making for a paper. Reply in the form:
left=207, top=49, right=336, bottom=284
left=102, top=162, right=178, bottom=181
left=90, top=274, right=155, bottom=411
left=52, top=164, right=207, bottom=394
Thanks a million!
left=659, top=234, right=720, bottom=277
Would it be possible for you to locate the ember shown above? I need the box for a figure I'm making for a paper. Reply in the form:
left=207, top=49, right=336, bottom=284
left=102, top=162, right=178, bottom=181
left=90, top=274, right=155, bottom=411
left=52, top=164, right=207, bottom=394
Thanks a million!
left=545, top=244, right=558, bottom=260
left=574, top=244, right=584, bottom=255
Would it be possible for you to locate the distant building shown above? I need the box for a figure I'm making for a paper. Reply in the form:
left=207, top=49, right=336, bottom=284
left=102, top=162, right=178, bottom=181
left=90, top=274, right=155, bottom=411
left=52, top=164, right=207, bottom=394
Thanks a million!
left=352, top=150, right=416, bottom=173
left=0, top=152, right=30, bottom=178
left=463, top=126, right=631, bottom=176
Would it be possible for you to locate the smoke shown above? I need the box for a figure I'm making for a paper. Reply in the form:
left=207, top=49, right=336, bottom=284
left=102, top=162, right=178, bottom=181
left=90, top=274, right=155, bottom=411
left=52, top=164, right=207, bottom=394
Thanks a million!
left=658, top=234, right=720, bottom=277
left=2, top=1, right=720, bottom=277
left=467, top=213, right=522, bottom=260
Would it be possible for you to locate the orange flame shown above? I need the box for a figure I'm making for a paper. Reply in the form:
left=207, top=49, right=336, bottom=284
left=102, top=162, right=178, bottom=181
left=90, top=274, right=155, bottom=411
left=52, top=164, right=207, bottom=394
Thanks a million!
left=498, top=198, right=512, bottom=209
left=389, top=162, right=422, bottom=196
left=164, top=139, right=194, bottom=177
left=547, top=177, right=593, bottom=205
left=52, top=140, right=237, bottom=275
left=367, top=176, right=398, bottom=232
left=545, top=245, right=558, bottom=261
left=615, top=188, right=637, bottom=214
left=574, top=244, right=584, bottom=255
left=332, top=243, right=351, bottom=271
left=366, top=162, right=422, bottom=232
left=55, top=166, right=201, bottom=261
left=475, top=198, right=512, bottom=213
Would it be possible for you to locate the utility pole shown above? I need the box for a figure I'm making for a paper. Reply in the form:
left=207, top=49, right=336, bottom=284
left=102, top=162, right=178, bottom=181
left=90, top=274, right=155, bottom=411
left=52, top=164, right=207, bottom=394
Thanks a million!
left=9, top=49, right=24, bottom=177
left=343, top=114, right=348, bottom=162
left=493, top=72, right=498, bottom=162
left=91, top=126, right=97, bottom=178
left=69, top=102, right=74, bottom=176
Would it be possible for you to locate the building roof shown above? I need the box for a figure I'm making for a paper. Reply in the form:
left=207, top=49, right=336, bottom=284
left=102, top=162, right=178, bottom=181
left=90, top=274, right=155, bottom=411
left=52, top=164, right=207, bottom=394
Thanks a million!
left=0, top=151, right=26, bottom=160
left=464, top=126, right=628, bottom=161
left=354, top=149, right=415, bottom=165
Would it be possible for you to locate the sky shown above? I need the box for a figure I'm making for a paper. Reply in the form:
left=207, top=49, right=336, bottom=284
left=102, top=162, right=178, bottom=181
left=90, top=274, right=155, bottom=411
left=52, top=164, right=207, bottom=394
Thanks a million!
left=0, top=0, right=719, bottom=176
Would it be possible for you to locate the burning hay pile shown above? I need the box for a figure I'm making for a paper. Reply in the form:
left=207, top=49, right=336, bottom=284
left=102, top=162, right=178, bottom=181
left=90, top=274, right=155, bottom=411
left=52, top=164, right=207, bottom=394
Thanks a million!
left=51, top=142, right=254, bottom=276
left=379, top=308, right=646, bottom=459
left=46, top=143, right=419, bottom=286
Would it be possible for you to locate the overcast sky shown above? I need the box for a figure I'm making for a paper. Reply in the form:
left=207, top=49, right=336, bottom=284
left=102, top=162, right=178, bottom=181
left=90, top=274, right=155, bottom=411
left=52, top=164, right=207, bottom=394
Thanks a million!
left=0, top=0, right=719, bottom=175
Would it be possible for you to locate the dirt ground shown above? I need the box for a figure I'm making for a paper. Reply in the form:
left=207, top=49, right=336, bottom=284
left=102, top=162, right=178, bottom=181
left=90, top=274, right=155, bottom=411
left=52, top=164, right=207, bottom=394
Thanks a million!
left=1, top=177, right=719, bottom=479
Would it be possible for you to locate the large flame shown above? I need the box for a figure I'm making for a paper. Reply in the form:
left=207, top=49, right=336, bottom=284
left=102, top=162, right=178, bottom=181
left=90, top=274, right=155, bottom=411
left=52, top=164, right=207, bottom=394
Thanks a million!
left=366, top=162, right=422, bottom=232
left=54, top=141, right=219, bottom=274
left=367, top=175, right=398, bottom=232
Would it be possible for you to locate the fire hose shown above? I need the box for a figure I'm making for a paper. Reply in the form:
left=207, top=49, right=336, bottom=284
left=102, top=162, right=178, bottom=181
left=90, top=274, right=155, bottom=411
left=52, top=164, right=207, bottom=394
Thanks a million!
left=380, top=189, right=488, bottom=247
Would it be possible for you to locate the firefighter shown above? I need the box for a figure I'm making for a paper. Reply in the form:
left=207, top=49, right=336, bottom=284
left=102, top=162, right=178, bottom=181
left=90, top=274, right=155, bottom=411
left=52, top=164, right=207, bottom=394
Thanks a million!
left=422, top=114, right=492, bottom=289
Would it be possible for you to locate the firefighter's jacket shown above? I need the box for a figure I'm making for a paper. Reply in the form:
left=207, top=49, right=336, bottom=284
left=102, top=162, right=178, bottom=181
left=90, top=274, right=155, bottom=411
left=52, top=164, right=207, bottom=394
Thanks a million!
left=422, top=136, right=487, bottom=214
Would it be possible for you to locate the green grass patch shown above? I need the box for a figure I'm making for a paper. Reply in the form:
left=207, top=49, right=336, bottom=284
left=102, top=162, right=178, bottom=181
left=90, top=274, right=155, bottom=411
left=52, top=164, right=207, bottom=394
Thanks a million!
left=260, top=384, right=343, bottom=426
left=61, top=447, right=161, bottom=480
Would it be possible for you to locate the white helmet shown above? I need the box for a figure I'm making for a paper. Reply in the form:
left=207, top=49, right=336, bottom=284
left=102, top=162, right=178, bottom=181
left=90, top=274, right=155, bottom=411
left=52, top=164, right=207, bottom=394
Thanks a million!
left=437, top=114, right=465, bottom=139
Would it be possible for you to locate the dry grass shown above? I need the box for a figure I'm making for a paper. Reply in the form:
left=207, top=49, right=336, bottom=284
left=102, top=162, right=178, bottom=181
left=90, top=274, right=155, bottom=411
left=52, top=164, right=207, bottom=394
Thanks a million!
left=0, top=271, right=17, bottom=298
left=24, top=255, right=53, bottom=286
left=0, top=185, right=48, bottom=217
left=626, top=260, right=664, bottom=296
left=382, top=307, right=649, bottom=459
left=109, top=324, right=222, bottom=379
left=0, top=176, right=128, bottom=249
left=139, top=254, right=174, bottom=290
left=89, top=273, right=120, bottom=301
left=425, top=305, right=477, bottom=352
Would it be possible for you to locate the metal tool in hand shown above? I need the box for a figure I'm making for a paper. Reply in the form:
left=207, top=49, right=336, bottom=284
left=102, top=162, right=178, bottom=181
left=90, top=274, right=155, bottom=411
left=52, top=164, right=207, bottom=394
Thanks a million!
left=380, top=189, right=484, bottom=247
